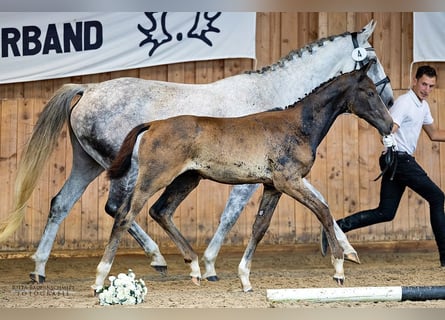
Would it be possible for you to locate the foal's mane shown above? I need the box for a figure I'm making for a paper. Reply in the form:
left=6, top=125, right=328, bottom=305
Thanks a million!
left=246, top=32, right=351, bottom=75
left=267, top=71, right=350, bottom=112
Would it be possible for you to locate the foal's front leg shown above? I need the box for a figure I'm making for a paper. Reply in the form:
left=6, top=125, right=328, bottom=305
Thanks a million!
left=238, top=186, right=282, bottom=292
left=284, top=178, right=347, bottom=285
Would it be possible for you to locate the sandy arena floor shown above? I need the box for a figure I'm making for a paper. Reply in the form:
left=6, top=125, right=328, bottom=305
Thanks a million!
left=1, top=244, right=445, bottom=308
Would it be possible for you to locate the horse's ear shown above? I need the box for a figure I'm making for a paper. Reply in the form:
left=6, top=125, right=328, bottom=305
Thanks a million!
left=358, top=20, right=376, bottom=41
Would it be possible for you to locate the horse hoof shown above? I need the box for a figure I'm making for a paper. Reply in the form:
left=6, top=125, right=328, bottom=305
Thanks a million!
left=191, top=276, right=201, bottom=286
left=152, top=265, right=168, bottom=276
left=29, top=272, right=45, bottom=283
left=344, top=252, right=361, bottom=264
left=333, top=276, right=345, bottom=286
left=320, top=227, right=328, bottom=257
left=206, top=275, right=219, bottom=282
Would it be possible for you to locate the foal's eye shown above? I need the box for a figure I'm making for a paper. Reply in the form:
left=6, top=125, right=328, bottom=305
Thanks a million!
left=367, top=91, right=375, bottom=97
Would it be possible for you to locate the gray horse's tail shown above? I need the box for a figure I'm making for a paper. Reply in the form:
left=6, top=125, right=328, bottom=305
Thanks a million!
left=0, top=83, right=87, bottom=242
left=108, top=123, right=151, bottom=180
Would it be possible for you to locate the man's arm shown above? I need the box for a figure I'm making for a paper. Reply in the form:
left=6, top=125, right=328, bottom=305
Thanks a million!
left=423, top=123, right=445, bottom=141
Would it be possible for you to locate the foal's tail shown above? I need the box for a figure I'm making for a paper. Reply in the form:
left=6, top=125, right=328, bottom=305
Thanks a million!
left=108, top=123, right=151, bottom=180
left=0, top=84, right=87, bottom=242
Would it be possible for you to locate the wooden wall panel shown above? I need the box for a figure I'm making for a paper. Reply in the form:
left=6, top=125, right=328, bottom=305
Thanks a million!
left=1, top=12, right=445, bottom=255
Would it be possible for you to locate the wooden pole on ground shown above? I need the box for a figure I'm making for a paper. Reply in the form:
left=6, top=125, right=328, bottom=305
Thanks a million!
left=266, top=286, right=445, bottom=302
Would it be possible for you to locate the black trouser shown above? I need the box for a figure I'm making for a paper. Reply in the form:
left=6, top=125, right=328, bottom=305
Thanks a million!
left=337, top=152, right=445, bottom=263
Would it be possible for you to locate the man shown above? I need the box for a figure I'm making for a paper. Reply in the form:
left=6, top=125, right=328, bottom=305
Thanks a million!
left=321, top=65, right=445, bottom=267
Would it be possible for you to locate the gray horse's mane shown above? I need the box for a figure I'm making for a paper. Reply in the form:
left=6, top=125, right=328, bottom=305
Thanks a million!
left=266, top=70, right=353, bottom=112
left=246, top=32, right=351, bottom=75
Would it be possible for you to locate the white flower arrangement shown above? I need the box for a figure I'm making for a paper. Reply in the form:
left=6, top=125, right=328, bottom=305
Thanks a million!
left=96, top=269, right=148, bottom=305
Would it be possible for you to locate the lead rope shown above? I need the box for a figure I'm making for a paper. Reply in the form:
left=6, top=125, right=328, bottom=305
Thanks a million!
left=373, top=146, right=398, bottom=181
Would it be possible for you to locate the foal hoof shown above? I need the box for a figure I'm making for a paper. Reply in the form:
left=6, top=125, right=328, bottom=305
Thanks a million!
left=29, top=272, right=45, bottom=283
left=151, top=265, right=168, bottom=276
left=344, top=252, right=361, bottom=264
left=333, top=276, right=345, bottom=286
left=206, top=275, right=219, bottom=282
left=191, top=276, right=201, bottom=286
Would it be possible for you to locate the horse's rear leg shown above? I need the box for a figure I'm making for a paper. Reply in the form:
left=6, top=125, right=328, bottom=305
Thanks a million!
left=203, top=184, right=259, bottom=281
left=149, top=171, right=203, bottom=285
left=238, top=186, right=281, bottom=292
left=107, top=178, right=167, bottom=274
left=127, top=222, right=167, bottom=274
left=30, top=152, right=103, bottom=283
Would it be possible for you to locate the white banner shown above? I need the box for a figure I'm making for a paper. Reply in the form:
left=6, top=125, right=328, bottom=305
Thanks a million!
left=413, top=12, right=445, bottom=62
left=0, top=12, right=256, bottom=84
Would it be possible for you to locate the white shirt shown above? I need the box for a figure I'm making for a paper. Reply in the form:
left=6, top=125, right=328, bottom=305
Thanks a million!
left=389, top=89, right=434, bottom=155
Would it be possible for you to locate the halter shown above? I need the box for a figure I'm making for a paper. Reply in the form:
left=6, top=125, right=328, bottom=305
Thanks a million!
left=351, top=32, right=395, bottom=181
left=351, top=32, right=390, bottom=96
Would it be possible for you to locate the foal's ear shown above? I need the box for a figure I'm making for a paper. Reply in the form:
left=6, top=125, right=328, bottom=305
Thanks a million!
left=362, top=58, right=376, bottom=74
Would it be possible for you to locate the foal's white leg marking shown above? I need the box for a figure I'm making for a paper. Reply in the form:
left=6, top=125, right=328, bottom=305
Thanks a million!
left=189, top=258, right=202, bottom=285
left=331, top=256, right=345, bottom=283
left=92, top=261, right=113, bottom=291
left=238, top=256, right=252, bottom=292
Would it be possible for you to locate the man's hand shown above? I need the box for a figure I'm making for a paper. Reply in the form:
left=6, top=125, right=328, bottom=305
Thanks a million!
left=382, top=134, right=396, bottom=148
